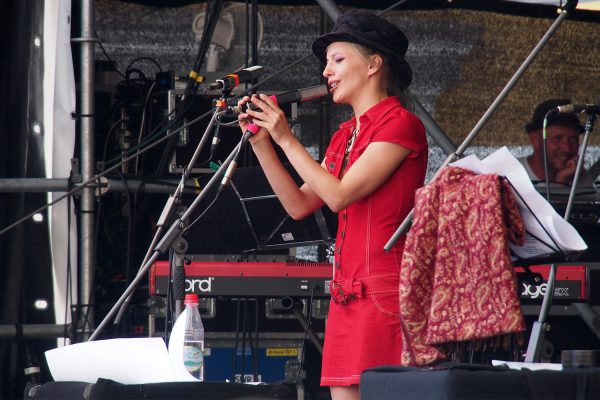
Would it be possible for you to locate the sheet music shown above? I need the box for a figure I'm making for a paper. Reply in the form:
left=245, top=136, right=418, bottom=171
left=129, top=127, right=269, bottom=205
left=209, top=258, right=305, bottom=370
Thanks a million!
left=45, top=337, right=185, bottom=384
left=491, top=360, right=563, bottom=371
left=450, top=147, right=587, bottom=260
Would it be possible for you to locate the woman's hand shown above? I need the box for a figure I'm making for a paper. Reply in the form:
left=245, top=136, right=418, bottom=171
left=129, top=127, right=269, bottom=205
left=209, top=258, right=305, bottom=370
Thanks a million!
left=244, top=94, right=294, bottom=147
left=236, top=95, right=269, bottom=144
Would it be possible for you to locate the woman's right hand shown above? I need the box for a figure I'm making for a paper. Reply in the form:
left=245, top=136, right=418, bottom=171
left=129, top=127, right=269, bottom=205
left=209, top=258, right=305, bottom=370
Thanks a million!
left=237, top=96, right=270, bottom=144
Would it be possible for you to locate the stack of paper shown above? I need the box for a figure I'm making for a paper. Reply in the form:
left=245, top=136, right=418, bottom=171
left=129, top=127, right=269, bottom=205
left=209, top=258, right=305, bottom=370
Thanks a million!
left=45, top=310, right=197, bottom=385
left=450, top=147, right=587, bottom=261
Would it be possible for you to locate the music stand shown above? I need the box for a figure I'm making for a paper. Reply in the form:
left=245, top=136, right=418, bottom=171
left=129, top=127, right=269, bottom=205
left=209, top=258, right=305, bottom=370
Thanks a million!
left=181, top=163, right=337, bottom=256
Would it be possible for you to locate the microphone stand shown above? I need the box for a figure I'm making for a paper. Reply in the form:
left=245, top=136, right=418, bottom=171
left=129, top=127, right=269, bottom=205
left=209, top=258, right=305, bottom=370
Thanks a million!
left=112, top=103, right=229, bottom=327
left=524, top=112, right=596, bottom=362
left=384, top=0, right=578, bottom=251
left=89, top=134, right=244, bottom=341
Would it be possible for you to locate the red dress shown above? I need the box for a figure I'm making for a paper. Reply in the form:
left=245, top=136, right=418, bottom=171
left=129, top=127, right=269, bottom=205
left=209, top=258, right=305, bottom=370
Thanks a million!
left=320, top=96, right=427, bottom=386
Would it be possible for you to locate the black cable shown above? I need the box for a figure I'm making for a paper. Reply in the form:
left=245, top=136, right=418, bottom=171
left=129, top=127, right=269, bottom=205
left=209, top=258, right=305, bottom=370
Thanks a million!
left=163, top=249, right=175, bottom=344
left=0, top=103, right=214, bottom=238
left=115, top=170, right=134, bottom=291
left=176, top=0, right=224, bottom=128
left=245, top=0, right=250, bottom=68
left=181, top=193, right=221, bottom=237
left=134, top=81, right=158, bottom=174
left=241, top=299, right=248, bottom=381
left=106, top=85, right=198, bottom=169
left=125, top=57, right=163, bottom=75
left=104, top=95, right=188, bottom=166
left=253, top=298, right=259, bottom=382
left=64, top=175, right=75, bottom=345
left=296, top=286, right=316, bottom=386
left=252, top=0, right=259, bottom=67
left=232, top=298, right=241, bottom=381
left=95, top=34, right=126, bottom=79
left=101, top=117, right=128, bottom=167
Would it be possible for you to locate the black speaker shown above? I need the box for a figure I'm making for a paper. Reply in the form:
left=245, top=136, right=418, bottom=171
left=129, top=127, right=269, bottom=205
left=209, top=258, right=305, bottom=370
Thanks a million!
left=25, top=379, right=296, bottom=399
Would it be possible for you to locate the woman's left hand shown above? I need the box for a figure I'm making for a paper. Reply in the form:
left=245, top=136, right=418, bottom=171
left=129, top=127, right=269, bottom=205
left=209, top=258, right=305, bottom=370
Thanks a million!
left=244, top=94, right=294, bottom=147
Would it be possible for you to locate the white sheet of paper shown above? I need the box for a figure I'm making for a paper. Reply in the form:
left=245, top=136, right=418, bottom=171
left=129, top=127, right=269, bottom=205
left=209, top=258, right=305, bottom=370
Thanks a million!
left=450, top=147, right=587, bottom=260
left=45, top=337, right=180, bottom=384
left=491, top=359, right=563, bottom=371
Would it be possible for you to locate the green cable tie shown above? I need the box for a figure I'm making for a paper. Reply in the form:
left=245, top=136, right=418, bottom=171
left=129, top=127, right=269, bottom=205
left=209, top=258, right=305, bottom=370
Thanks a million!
left=209, top=161, right=220, bottom=172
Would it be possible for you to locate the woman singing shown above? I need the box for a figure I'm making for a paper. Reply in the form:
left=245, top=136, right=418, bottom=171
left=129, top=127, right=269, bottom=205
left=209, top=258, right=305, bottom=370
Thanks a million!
left=237, top=10, right=428, bottom=400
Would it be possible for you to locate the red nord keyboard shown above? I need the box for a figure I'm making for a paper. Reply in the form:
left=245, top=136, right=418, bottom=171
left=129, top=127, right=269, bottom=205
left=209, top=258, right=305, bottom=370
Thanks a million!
left=514, top=264, right=587, bottom=302
left=149, top=260, right=333, bottom=298
left=149, top=261, right=589, bottom=302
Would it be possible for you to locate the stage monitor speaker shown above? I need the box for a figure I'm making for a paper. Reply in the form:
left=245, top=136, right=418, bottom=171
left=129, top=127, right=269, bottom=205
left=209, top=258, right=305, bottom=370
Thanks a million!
left=178, top=163, right=337, bottom=255
left=25, top=380, right=297, bottom=399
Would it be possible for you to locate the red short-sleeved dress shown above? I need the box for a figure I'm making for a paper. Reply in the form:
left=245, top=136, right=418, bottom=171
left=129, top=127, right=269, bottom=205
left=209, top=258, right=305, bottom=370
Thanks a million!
left=320, top=96, right=428, bottom=387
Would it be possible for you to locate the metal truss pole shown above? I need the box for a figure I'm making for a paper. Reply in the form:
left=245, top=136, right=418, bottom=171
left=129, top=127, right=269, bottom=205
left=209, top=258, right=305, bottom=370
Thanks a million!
left=78, top=0, right=96, bottom=337
left=0, top=178, right=200, bottom=195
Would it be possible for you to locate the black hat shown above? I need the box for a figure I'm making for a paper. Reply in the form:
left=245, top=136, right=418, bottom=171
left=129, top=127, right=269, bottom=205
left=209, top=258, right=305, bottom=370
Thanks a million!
left=525, top=98, right=584, bottom=133
left=311, top=10, right=412, bottom=88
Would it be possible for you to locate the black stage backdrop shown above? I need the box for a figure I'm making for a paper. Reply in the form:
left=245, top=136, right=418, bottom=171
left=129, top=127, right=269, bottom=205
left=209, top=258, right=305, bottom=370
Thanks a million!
left=0, top=1, right=55, bottom=399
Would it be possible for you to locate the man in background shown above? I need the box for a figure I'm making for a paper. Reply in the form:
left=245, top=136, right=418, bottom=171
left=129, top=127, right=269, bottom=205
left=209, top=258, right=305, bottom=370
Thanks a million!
left=519, top=98, right=598, bottom=187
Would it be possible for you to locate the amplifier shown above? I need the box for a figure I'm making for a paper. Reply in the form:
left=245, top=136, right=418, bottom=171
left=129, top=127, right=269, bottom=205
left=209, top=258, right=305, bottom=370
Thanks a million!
left=515, top=264, right=587, bottom=302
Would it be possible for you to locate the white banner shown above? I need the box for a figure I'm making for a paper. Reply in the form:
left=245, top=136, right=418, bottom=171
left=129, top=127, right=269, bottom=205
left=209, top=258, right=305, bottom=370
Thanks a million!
left=43, top=0, right=77, bottom=345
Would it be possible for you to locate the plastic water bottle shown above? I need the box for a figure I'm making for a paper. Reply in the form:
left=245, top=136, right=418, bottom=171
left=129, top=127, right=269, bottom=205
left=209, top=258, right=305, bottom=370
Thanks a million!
left=182, top=293, right=204, bottom=380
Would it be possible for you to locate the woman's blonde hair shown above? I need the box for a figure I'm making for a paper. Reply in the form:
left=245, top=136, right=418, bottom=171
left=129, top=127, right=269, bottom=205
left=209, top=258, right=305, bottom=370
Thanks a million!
left=349, top=43, right=404, bottom=99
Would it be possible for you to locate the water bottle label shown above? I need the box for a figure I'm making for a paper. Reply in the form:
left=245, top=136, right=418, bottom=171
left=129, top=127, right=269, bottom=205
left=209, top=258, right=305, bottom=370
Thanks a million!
left=183, top=344, right=204, bottom=375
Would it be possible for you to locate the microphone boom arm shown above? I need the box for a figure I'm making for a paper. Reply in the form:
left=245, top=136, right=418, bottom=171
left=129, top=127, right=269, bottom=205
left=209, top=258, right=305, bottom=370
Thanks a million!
left=112, top=106, right=228, bottom=326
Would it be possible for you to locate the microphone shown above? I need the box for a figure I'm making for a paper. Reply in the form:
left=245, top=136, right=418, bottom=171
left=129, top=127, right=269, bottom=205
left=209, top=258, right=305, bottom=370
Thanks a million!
left=210, top=123, right=222, bottom=159
left=218, top=124, right=260, bottom=195
left=207, top=66, right=264, bottom=91
left=226, top=84, right=329, bottom=115
left=556, top=103, right=600, bottom=114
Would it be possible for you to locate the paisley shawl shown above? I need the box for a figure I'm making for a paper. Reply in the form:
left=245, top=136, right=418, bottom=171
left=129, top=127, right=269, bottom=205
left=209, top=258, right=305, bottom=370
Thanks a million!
left=400, top=166, right=526, bottom=366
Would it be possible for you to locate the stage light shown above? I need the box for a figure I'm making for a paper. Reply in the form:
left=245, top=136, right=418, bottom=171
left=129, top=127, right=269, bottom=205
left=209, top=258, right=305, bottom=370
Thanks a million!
left=33, top=298, right=49, bottom=311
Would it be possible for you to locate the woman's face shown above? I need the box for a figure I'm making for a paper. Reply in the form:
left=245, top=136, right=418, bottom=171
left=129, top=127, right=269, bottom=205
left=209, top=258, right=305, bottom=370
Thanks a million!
left=323, top=42, right=372, bottom=104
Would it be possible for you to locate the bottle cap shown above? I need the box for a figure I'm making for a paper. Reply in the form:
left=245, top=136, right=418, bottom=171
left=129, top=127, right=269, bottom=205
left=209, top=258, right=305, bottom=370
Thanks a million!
left=184, top=294, right=199, bottom=304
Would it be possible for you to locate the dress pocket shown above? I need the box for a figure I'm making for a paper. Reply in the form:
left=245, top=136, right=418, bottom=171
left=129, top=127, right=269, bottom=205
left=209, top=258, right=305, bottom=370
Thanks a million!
left=370, top=290, right=400, bottom=317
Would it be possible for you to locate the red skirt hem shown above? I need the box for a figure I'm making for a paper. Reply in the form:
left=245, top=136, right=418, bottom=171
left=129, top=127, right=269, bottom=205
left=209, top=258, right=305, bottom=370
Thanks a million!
left=320, top=376, right=361, bottom=387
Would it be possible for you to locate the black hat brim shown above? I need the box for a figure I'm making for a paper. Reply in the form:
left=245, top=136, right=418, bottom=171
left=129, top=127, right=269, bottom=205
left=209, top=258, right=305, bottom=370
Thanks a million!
left=525, top=115, right=584, bottom=133
left=311, top=31, right=412, bottom=89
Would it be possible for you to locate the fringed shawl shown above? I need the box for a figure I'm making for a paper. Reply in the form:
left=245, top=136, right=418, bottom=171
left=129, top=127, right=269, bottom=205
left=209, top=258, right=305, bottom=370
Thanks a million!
left=400, top=166, right=526, bottom=366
